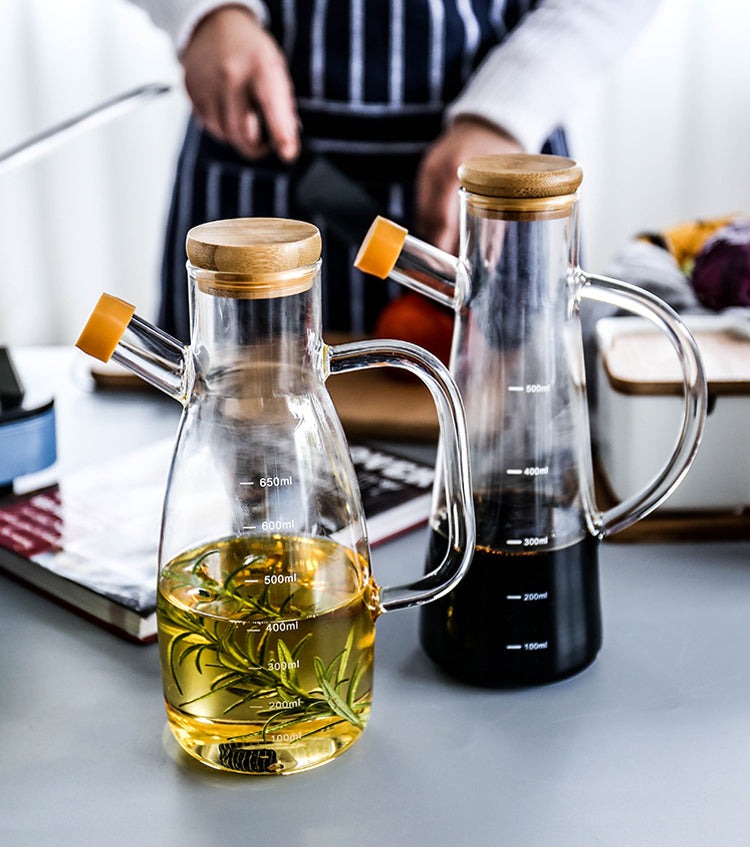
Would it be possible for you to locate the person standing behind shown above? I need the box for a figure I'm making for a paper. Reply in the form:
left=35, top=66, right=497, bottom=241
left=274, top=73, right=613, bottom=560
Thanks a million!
left=131, top=0, right=658, bottom=341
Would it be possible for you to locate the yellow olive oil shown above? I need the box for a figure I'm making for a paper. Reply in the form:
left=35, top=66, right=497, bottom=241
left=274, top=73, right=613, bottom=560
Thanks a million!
left=157, top=534, right=379, bottom=774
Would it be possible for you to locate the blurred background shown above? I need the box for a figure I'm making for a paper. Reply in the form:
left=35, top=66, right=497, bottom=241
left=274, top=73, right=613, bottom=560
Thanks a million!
left=1, top=0, right=749, bottom=345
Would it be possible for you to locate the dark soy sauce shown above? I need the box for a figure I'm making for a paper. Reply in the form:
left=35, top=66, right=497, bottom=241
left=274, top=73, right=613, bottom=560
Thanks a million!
left=420, top=523, right=602, bottom=687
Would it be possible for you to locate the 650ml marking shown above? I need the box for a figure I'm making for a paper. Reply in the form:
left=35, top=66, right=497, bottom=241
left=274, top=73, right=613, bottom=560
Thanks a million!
left=259, top=475, right=293, bottom=487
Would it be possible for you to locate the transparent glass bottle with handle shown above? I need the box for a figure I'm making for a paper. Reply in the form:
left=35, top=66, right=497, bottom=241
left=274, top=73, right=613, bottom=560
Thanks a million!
left=77, top=217, right=475, bottom=773
left=355, top=154, right=707, bottom=686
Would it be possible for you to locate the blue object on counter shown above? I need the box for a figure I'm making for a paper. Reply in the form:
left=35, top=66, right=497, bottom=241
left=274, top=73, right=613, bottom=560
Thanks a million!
left=0, top=346, right=57, bottom=488
left=0, top=400, right=57, bottom=486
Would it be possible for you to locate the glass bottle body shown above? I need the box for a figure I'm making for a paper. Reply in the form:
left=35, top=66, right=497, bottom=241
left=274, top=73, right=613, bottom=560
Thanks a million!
left=77, top=217, right=475, bottom=772
left=354, top=156, right=705, bottom=687
left=157, top=266, right=379, bottom=772
left=420, top=195, right=603, bottom=685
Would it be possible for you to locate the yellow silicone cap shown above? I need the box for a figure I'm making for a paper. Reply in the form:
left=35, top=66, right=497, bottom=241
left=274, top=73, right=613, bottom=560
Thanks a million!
left=354, top=216, right=408, bottom=279
left=76, top=293, right=135, bottom=362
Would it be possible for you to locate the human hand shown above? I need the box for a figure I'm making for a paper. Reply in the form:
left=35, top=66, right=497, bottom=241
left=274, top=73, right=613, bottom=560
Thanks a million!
left=181, top=6, right=299, bottom=161
left=415, top=118, right=523, bottom=253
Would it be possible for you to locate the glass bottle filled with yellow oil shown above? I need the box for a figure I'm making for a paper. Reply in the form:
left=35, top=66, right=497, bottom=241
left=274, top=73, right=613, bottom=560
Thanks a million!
left=76, top=217, right=475, bottom=774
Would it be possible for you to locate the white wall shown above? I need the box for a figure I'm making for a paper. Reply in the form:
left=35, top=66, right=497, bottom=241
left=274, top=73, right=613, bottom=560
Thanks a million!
left=569, top=0, right=750, bottom=271
left=0, top=0, right=187, bottom=345
left=1, top=0, right=749, bottom=344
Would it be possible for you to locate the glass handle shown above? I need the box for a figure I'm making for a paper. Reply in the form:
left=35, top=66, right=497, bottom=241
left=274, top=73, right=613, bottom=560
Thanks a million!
left=580, top=271, right=708, bottom=537
left=327, top=339, right=476, bottom=612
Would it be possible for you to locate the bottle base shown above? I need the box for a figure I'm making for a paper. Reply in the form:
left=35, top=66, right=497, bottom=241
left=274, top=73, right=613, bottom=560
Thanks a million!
left=420, top=534, right=603, bottom=688
left=165, top=704, right=364, bottom=775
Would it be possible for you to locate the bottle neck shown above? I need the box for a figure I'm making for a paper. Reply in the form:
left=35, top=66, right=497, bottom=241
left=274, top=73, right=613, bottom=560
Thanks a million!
left=461, top=191, right=579, bottom=266
left=189, top=267, right=322, bottom=392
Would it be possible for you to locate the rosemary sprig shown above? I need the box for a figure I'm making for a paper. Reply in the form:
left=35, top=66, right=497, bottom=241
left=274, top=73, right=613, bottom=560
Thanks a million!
left=161, top=543, right=372, bottom=739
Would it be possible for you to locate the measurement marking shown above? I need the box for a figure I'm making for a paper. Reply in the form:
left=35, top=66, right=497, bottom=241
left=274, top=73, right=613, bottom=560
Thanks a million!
left=262, top=519, right=296, bottom=532
left=506, top=595, right=522, bottom=600
left=506, top=468, right=523, bottom=475
left=239, top=480, right=255, bottom=486
left=507, top=538, right=523, bottom=545
left=241, top=525, right=257, bottom=531
left=508, top=386, right=524, bottom=392
left=506, top=644, right=523, bottom=650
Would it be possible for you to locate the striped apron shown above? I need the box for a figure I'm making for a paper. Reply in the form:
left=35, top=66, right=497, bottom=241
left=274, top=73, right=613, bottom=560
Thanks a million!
left=159, top=0, right=569, bottom=341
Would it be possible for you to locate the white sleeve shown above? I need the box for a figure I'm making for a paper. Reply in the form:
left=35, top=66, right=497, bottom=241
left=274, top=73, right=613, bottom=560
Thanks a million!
left=446, top=0, right=661, bottom=153
left=128, top=0, right=269, bottom=54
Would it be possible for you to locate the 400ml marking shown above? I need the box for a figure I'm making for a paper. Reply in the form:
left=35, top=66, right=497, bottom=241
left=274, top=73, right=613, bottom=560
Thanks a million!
left=267, top=620, right=299, bottom=633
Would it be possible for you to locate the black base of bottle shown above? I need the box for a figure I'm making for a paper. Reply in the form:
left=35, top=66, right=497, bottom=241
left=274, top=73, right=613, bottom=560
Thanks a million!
left=419, top=534, right=603, bottom=688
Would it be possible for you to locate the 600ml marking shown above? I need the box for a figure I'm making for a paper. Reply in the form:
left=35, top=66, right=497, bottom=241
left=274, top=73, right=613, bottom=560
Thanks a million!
left=262, top=519, right=296, bottom=532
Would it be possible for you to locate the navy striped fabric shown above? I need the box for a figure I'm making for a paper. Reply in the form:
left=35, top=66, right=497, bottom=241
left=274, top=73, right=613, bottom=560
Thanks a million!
left=158, top=0, right=568, bottom=340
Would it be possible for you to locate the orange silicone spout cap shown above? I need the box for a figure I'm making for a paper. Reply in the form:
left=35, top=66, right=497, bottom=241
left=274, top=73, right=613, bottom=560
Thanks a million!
left=354, top=216, right=408, bottom=279
left=76, top=293, right=135, bottom=362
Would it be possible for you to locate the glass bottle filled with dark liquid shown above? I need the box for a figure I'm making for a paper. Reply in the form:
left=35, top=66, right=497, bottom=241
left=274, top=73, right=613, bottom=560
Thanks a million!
left=355, top=154, right=707, bottom=686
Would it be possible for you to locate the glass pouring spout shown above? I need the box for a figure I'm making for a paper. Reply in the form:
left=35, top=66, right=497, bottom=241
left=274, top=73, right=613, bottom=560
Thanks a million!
left=354, top=216, right=458, bottom=308
left=76, top=293, right=189, bottom=401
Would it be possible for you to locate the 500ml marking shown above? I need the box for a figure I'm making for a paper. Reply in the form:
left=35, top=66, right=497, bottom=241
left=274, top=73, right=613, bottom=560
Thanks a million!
left=508, top=384, right=552, bottom=394
left=264, top=572, right=297, bottom=585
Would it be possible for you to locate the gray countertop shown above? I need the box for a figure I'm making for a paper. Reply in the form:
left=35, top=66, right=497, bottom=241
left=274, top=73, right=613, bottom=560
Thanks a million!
left=2, top=348, right=750, bottom=846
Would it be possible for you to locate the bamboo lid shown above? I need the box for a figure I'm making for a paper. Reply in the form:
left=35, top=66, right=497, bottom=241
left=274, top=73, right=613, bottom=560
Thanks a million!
left=186, top=218, right=321, bottom=296
left=458, top=154, right=582, bottom=199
